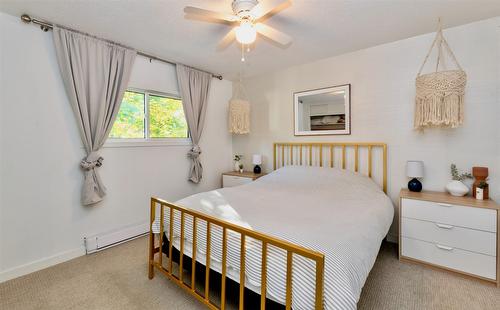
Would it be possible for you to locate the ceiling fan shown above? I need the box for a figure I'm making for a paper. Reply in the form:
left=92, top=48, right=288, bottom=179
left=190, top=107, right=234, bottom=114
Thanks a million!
left=184, top=0, right=292, bottom=51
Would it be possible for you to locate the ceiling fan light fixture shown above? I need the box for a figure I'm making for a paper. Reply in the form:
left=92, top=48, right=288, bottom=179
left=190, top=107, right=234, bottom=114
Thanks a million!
left=184, top=0, right=292, bottom=51
left=235, top=20, right=256, bottom=44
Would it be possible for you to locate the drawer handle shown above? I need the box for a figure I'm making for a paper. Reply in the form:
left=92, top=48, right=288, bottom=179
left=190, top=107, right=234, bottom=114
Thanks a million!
left=435, top=244, right=454, bottom=251
left=435, top=223, right=454, bottom=229
left=437, top=203, right=453, bottom=207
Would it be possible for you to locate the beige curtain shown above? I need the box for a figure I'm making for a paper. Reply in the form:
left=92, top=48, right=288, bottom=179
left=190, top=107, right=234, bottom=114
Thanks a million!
left=53, top=26, right=136, bottom=205
left=176, top=64, right=212, bottom=183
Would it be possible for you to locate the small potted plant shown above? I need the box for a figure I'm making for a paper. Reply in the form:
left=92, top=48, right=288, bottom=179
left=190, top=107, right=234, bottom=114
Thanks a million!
left=233, top=155, right=243, bottom=172
left=446, top=164, right=472, bottom=196
left=239, top=163, right=244, bottom=173
left=476, top=181, right=489, bottom=200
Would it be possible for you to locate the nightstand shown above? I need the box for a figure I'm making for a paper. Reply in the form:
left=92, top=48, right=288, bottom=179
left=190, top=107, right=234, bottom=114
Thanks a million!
left=399, top=189, right=499, bottom=286
left=222, top=171, right=266, bottom=188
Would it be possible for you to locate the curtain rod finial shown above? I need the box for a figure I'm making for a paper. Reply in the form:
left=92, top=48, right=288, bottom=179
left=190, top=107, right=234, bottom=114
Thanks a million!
left=21, top=14, right=32, bottom=24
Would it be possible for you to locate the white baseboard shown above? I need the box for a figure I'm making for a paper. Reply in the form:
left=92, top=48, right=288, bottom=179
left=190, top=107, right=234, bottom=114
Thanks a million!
left=84, top=221, right=149, bottom=254
left=0, top=247, right=85, bottom=284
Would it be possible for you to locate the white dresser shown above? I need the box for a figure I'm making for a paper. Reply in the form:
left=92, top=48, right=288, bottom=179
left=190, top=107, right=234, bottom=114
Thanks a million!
left=399, top=189, right=499, bottom=286
left=222, top=171, right=266, bottom=188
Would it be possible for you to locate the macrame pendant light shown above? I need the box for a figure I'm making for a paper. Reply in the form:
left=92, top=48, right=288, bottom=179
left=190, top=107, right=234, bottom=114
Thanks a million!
left=229, top=80, right=250, bottom=134
left=414, top=20, right=467, bottom=129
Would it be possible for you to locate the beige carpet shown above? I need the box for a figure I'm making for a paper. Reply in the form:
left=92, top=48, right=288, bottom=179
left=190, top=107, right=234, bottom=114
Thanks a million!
left=1, top=237, right=499, bottom=310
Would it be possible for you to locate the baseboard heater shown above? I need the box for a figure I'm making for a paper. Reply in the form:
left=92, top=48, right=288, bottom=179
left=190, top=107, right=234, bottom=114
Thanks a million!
left=84, top=222, right=149, bottom=254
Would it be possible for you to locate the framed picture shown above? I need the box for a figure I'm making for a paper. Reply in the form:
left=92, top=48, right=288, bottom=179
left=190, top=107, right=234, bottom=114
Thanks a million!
left=293, top=84, right=351, bottom=135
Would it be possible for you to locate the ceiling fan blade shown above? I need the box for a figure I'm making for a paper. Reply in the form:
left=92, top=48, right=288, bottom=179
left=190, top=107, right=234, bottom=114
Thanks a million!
left=250, top=0, right=291, bottom=21
left=217, top=28, right=236, bottom=51
left=255, top=23, right=292, bottom=46
left=184, top=6, right=239, bottom=22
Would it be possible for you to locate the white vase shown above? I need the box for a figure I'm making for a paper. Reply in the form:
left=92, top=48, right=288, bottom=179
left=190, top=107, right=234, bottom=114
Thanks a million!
left=446, top=180, right=469, bottom=196
left=234, top=161, right=240, bottom=172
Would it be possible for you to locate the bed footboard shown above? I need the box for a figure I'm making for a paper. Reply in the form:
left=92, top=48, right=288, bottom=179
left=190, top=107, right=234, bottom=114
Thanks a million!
left=148, top=197, right=325, bottom=310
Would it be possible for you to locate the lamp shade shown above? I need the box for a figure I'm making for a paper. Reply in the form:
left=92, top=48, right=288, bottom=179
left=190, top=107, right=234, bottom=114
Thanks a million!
left=406, top=161, right=424, bottom=178
left=252, top=154, right=262, bottom=165
left=235, top=20, right=257, bottom=44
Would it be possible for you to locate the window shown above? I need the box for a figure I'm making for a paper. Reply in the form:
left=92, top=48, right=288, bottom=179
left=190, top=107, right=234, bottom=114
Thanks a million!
left=148, top=94, right=188, bottom=138
left=109, top=91, right=145, bottom=139
left=108, top=89, right=189, bottom=146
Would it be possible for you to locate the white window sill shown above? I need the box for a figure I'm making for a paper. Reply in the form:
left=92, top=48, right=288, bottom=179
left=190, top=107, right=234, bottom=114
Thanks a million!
left=103, top=138, right=192, bottom=148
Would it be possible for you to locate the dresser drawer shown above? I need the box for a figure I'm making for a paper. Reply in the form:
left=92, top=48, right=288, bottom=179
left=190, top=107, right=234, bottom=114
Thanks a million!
left=402, top=237, right=497, bottom=280
left=222, top=175, right=253, bottom=188
left=401, top=217, right=496, bottom=256
left=401, top=198, right=497, bottom=232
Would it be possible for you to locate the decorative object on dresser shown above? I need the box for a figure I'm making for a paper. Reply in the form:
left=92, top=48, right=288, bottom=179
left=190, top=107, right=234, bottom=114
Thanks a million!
left=446, top=164, right=472, bottom=196
left=414, top=19, right=467, bottom=130
left=472, top=166, right=489, bottom=200
left=399, top=189, right=499, bottom=286
left=476, top=181, right=489, bottom=200
left=239, top=163, right=244, bottom=173
left=252, top=154, right=262, bottom=174
left=233, top=154, right=243, bottom=172
left=222, top=170, right=265, bottom=188
left=294, top=84, right=351, bottom=135
left=406, top=160, right=424, bottom=192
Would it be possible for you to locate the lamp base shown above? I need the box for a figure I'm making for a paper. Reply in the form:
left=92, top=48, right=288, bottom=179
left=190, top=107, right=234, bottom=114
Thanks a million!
left=408, top=178, right=422, bottom=192
left=253, top=165, right=261, bottom=174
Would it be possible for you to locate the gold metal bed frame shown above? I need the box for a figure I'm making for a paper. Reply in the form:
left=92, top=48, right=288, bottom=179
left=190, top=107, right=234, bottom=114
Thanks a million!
left=148, top=142, right=387, bottom=310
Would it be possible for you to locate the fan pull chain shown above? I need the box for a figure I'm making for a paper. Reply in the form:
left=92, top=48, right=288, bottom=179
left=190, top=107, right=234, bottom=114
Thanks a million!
left=241, top=44, right=245, bottom=62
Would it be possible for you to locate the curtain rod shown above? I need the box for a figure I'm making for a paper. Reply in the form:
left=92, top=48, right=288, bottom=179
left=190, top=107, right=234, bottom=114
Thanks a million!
left=20, top=14, right=223, bottom=80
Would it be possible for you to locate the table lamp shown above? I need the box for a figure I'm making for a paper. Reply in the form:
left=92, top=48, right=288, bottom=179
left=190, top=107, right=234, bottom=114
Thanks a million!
left=252, top=154, right=262, bottom=174
left=406, top=161, right=424, bottom=192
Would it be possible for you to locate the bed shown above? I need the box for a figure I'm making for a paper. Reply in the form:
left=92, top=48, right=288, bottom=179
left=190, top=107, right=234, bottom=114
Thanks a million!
left=148, top=142, right=393, bottom=310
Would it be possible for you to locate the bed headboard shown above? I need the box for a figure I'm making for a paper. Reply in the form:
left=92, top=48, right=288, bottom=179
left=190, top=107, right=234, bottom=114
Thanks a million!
left=273, top=142, right=387, bottom=193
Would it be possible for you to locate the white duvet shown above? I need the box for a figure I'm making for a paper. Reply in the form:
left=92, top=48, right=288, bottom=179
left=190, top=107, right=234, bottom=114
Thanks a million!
left=153, top=166, right=393, bottom=310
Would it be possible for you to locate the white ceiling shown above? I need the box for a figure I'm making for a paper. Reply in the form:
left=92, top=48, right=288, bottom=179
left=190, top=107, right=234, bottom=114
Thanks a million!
left=1, top=0, right=500, bottom=80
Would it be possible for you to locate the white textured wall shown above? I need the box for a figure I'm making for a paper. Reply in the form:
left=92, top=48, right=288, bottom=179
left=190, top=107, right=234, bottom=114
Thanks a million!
left=0, top=12, right=232, bottom=279
left=0, top=12, right=4, bottom=273
left=233, top=17, right=500, bottom=240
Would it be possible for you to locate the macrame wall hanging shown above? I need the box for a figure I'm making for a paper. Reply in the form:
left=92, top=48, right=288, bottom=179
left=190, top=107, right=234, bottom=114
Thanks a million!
left=228, top=79, right=250, bottom=134
left=414, top=19, right=467, bottom=129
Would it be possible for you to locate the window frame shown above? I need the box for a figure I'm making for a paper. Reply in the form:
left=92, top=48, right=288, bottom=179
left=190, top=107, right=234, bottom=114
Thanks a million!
left=105, top=87, right=191, bottom=148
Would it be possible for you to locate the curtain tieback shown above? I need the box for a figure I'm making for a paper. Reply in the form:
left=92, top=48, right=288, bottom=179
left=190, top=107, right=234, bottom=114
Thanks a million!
left=79, top=152, right=106, bottom=205
left=187, top=145, right=202, bottom=159
left=80, top=152, right=104, bottom=170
